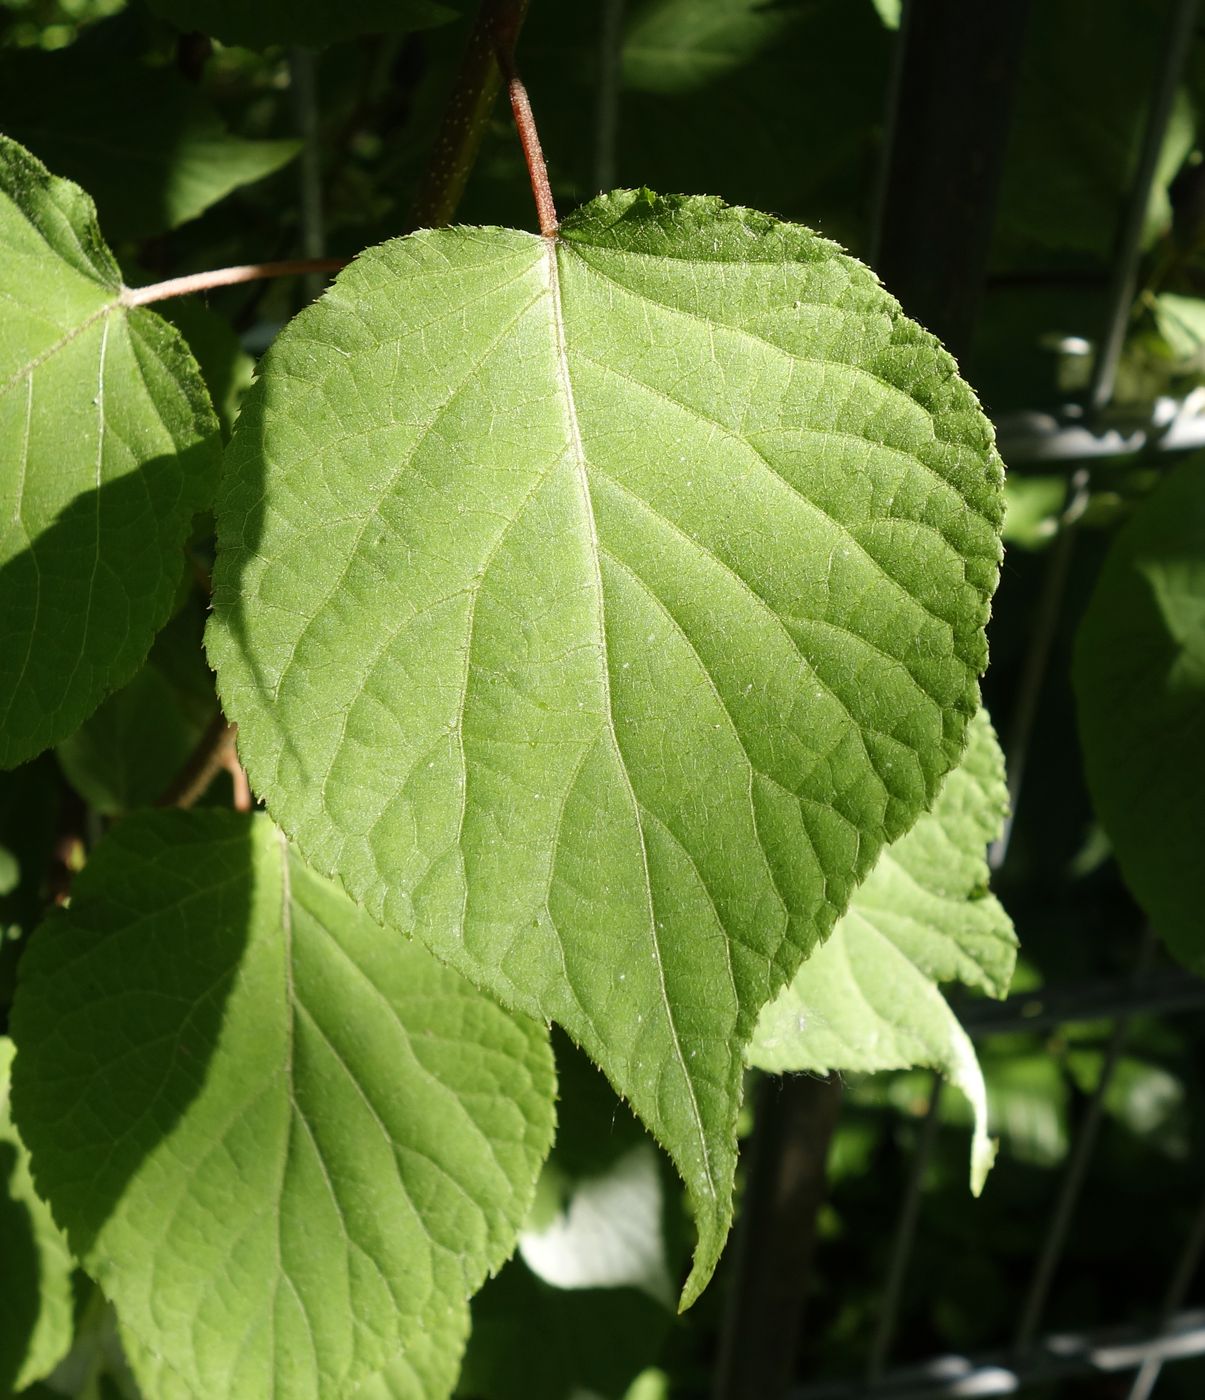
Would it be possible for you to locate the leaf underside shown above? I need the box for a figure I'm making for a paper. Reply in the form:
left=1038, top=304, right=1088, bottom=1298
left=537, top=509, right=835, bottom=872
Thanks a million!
left=748, top=707, right=1017, bottom=1190
left=0, top=134, right=218, bottom=768
left=208, top=189, right=1004, bottom=1300
left=11, top=811, right=556, bottom=1399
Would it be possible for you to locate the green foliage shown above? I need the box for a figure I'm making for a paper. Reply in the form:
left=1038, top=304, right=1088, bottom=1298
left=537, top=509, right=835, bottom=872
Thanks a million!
left=0, top=134, right=218, bottom=768
left=11, top=810, right=555, bottom=1397
left=0, top=1037, right=75, bottom=1393
left=208, top=188, right=1002, bottom=1301
left=748, top=709, right=1016, bottom=1189
left=0, top=27, right=300, bottom=239
left=145, top=0, right=460, bottom=50
left=8, top=0, right=1202, bottom=1393
left=1074, top=457, right=1205, bottom=972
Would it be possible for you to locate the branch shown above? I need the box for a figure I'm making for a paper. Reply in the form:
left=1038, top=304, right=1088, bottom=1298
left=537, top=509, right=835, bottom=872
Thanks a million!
left=408, top=0, right=531, bottom=231
left=156, top=714, right=244, bottom=810
left=121, top=258, right=347, bottom=308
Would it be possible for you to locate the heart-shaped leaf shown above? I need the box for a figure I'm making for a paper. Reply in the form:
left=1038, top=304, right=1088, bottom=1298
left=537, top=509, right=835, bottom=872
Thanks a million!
left=0, top=135, right=219, bottom=768
left=208, top=190, right=1003, bottom=1298
left=11, top=811, right=556, bottom=1398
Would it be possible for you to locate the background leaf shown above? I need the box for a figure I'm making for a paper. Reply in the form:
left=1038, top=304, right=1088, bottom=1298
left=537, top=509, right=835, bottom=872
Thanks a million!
left=748, top=709, right=1017, bottom=1189
left=11, top=811, right=556, bottom=1399
left=145, top=0, right=461, bottom=50
left=0, top=135, right=219, bottom=768
left=0, top=1036, right=75, bottom=1395
left=1074, top=456, right=1205, bottom=972
left=56, top=599, right=216, bottom=815
left=208, top=190, right=1003, bottom=1300
left=0, top=27, right=300, bottom=240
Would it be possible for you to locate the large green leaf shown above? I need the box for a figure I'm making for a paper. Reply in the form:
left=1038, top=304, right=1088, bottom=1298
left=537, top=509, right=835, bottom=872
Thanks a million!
left=1, top=33, right=300, bottom=240
left=1074, top=457, right=1205, bottom=972
left=145, top=0, right=460, bottom=49
left=0, top=1037, right=75, bottom=1395
left=0, top=135, right=219, bottom=768
left=11, top=811, right=556, bottom=1398
left=208, top=190, right=1004, bottom=1299
left=748, top=709, right=1017, bottom=1189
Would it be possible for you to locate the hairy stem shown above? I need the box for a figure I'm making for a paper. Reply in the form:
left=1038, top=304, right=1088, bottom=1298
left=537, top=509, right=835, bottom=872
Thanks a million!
left=121, top=258, right=347, bottom=307
left=495, top=34, right=558, bottom=237
left=408, top=0, right=531, bottom=231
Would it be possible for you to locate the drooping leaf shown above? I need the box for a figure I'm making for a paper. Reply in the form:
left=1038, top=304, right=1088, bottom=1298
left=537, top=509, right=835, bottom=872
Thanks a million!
left=0, top=1037, right=75, bottom=1395
left=0, top=135, right=219, bottom=768
left=56, top=599, right=217, bottom=815
left=748, top=709, right=1017, bottom=1189
left=145, top=0, right=460, bottom=50
left=1, top=31, right=300, bottom=241
left=11, top=811, right=557, bottom=1399
left=1074, top=457, right=1205, bottom=972
left=207, top=189, right=1004, bottom=1300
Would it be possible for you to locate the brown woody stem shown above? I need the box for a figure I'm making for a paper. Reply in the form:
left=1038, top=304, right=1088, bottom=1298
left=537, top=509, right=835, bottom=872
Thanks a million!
left=122, top=258, right=347, bottom=307
left=156, top=714, right=242, bottom=810
left=409, top=0, right=531, bottom=231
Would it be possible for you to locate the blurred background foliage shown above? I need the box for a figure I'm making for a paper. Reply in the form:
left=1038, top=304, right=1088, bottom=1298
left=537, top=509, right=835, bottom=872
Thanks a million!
left=2, top=0, right=1205, bottom=1397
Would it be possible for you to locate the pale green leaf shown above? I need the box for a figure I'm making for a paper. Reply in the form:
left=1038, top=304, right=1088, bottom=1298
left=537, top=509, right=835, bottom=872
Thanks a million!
left=207, top=190, right=1004, bottom=1300
left=0, top=1038, right=75, bottom=1395
left=0, top=135, right=219, bottom=768
left=748, top=710, right=1017, bottom=1190
left=11, top=810, right=556, bottom=1399
left=520, top=1143, right=673, bottom=1306
left=1074, top=457, right=1205, bottom=972
left=1, top=34, right=300, bottom=240
left=145, top=0, right=460, bottom=49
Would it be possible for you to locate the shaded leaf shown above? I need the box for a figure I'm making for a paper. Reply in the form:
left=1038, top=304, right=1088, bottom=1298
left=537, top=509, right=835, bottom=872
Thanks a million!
left=0, top=1037, right=75, bottom=1395
left=145, top=0, right=460, bottom=50
left=1074, top=456, right=1205, bottom=972
left=0, top=135, right=219, bottom=768
left=1, top=36, right=300, bottom=240
left=208, top=189, right=1003, bottom=1300
left=748, top=710, right=1017, bottom=1189
left=11, top=811, right=556, bottom=1399
left=56, top=600, right=216, bottom=814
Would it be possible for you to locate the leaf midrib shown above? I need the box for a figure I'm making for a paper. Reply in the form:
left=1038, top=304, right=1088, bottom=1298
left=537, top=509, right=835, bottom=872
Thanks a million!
left=549, top=237, right=717, bottom=1203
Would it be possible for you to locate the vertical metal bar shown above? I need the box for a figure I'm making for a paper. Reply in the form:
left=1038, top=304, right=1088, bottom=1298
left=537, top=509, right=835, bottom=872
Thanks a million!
left=988, top=467, right=1090, bottom=870
left=867, top=1074, right=945, bottom=1382
left=872, top=0, right=1032, bottom=356
left=713, top=1074, right=844, bottom=1400
left=1013, top=929, right=1159, bottom=1355
left=1087, top=0, right=1201, bottom=412
left=290, top=47, right=326, bottom=304
left=1126, top=1185, right=1205, bottom=1400
left=991, top=0, right=1199, bottom=871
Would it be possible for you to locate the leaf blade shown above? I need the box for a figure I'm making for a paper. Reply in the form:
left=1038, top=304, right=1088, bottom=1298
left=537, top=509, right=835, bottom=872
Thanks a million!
left=209, top=191, right=1003, bottom=1299
left=0, top=135, right=219, bottom=768
left=11, top=811, right=556, bottom=1399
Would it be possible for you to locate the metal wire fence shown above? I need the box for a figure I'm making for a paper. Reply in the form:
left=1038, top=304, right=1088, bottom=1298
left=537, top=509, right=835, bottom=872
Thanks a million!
left=775, top=3, right=1205, bottom=1396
